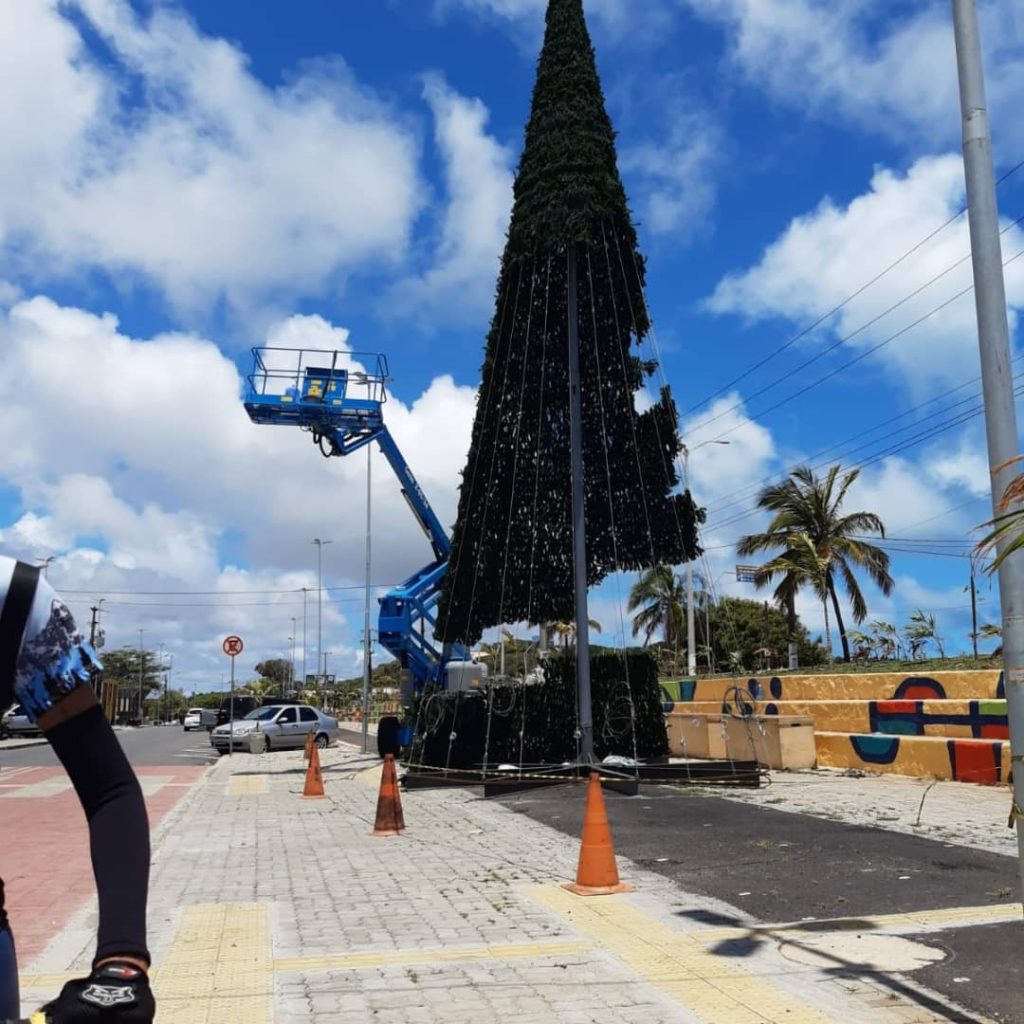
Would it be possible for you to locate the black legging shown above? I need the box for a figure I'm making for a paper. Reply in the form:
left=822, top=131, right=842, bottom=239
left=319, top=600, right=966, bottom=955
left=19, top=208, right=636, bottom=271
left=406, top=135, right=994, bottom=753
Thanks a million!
left=0, top=703, right=151, bottom=1015
left=46, top=705, right=151, bottom=966
left=0, top=881, right=17, bottom=1020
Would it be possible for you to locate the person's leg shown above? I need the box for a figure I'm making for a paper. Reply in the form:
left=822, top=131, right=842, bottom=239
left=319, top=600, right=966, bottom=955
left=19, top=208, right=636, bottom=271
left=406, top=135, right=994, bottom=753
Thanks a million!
left=9, top=570, right=153, bottom=1019
left=40, top=687, right=151, bottom=969
left=0, top=882, right=18, bottom=1021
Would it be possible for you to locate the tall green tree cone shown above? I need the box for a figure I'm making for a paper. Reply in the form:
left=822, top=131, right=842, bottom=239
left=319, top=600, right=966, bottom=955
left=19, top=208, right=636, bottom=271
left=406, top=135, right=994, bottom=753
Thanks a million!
left=437, top=0, right=701, bottom=646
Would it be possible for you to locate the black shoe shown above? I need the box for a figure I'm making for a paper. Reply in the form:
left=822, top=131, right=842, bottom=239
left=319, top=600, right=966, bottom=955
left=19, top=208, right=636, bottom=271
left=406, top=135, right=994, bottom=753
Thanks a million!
left=40, top=961, right=154, bottom=1022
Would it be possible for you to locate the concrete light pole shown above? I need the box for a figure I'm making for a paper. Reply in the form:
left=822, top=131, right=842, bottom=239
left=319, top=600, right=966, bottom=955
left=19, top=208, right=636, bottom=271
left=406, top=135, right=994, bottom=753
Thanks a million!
left=312, top=538, right=332, bottom=692
left=952, top=0, right=1024, bottom=899
left=681, top=440, right=730, bottom=677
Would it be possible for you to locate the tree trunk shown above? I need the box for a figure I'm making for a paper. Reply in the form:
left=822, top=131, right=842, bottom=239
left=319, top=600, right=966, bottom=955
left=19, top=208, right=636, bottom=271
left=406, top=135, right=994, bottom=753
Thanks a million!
left=785, top=590, right=797, bottom=639
left=822, top=599, right=834, bottom=665
left=827, top=576, right=851, bottom=662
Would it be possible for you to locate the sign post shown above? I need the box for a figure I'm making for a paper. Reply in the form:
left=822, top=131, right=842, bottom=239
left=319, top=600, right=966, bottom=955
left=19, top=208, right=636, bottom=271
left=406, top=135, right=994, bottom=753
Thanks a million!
left=222, top=635, right=244, bottom=757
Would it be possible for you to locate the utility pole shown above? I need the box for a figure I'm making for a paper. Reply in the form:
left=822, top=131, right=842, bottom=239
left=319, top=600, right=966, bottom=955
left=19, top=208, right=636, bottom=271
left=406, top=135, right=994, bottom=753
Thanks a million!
left=953, top=0, right=1024, bottom=898
left=567, top=247, right=594, bottom=764
left=362, top=442, right=373, bottom=754
left=89, top=599, right=104, bottom=693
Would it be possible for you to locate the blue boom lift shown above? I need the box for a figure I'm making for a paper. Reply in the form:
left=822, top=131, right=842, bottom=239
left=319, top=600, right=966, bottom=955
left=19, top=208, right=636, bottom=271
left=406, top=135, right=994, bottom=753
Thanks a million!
left=243, top=347, right=468, bottom=690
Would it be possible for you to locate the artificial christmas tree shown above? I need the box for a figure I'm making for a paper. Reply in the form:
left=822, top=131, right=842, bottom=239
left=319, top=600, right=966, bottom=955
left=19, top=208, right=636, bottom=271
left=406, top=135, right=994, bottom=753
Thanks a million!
left=438, top=0, right=701, bottom=646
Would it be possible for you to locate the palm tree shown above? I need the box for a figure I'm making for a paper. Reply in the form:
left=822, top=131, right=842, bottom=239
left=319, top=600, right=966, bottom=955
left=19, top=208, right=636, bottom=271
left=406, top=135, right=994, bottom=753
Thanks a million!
left=755, top=532, right=835, bottom=664
left=975, top=468, right=1024, bottom=571
left=628, top=566, right=686, bottom=669
left=552, top=619, right=602, bottom=649
left=904, top=609, right=944, bottom=660
left=737, top=464, right=895, bottom=662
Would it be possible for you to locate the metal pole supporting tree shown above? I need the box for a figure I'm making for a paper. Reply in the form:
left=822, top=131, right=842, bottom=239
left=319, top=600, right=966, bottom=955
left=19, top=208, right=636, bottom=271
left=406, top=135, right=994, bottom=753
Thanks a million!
left=952, top=0, right=1024, bottom=898
left=362, top=443, right=373, bottom=754
left=567, top=246, right=594, bottom=765
left=682, top=447, right=696, bottom=678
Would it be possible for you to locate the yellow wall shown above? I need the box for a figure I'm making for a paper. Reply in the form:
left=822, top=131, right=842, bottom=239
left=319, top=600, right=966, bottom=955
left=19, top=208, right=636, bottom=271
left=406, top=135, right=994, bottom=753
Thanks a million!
left=673, top=670, right=1003, bottom=704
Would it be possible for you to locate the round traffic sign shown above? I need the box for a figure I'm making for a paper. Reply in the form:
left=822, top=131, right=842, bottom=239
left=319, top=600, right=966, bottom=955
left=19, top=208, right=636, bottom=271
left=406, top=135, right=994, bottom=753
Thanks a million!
left=223, top=635, right=244, bottom=657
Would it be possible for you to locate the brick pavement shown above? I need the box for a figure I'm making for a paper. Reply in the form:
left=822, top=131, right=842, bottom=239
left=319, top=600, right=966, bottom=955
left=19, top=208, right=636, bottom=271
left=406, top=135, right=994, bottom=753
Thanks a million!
left=0, top=764, right=207, bottom=965
left=16, top=748, right=1004, bottom=1023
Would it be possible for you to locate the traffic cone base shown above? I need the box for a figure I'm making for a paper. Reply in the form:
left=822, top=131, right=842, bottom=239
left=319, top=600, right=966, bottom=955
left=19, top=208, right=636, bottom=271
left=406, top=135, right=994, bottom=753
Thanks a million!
left=565, top=772, right=633, bottom=897
left=372, top=754, right=406, bottom=836
left=303, top=743, right=325, bottom=799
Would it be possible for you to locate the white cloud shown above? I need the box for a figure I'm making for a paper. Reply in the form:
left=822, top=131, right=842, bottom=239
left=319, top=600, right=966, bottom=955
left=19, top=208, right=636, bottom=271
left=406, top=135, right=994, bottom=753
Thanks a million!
left=0, top=0, right=423, bottom=317
left=619, top=103, right=721, bottom=240
left=0, top=297, right=477, bottom=690
left=683, top=0, right=1024, bottom=146
left=707, top=155, right=1024, bottom=395
left=386, top=75, right=514, bottom=324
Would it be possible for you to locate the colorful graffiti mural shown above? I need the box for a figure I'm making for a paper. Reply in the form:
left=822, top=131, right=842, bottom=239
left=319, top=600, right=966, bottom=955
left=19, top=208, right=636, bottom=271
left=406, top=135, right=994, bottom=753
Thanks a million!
left=664, top=670, right=1011, bottom=785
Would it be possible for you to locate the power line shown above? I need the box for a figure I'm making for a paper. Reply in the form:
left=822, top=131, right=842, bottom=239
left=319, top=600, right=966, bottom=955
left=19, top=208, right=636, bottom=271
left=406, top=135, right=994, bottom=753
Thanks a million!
left=705, top=393, right=1001, bottom=532
left=686, top=156, right=1024, bottom=416
left=705, top=362, right=1021, bottom=521
left=697, top=243, right=1024, bottom=457
left=59, top=582, right=396, bottom=597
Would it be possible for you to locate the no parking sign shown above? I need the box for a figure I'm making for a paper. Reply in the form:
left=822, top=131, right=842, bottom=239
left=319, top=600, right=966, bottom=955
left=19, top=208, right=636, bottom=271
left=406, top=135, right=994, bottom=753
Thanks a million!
left=222, top=635, right=244, bottom=657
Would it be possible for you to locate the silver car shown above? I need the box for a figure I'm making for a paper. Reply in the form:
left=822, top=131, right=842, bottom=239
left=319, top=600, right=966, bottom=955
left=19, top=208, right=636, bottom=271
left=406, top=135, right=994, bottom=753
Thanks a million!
left=210, top=704, right=339, bottom=755
left=1, top=704, right=39, bottom=737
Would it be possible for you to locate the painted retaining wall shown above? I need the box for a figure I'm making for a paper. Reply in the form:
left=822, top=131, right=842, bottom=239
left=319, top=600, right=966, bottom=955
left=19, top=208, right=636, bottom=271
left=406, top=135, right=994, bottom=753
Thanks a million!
left=660, top=670, right=1004, bottom=705
left=662, top=670, right=1012, bottom=785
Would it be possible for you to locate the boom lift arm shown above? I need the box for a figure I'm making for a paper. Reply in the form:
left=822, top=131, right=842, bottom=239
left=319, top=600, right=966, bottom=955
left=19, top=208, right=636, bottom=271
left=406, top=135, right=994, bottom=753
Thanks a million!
left=243, top=347, right=467, bottom=690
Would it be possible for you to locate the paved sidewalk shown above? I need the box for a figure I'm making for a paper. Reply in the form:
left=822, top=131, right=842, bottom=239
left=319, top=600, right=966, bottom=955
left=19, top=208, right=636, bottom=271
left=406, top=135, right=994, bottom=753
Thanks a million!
left=18, top=747, right=1006, bottom=1023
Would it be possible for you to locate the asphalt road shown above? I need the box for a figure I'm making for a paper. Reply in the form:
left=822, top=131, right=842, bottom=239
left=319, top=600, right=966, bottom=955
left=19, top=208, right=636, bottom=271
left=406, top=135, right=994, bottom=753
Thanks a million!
left=0, top=724, right=221, bottom=767
left=497, top=783, right=1024, bottom=1024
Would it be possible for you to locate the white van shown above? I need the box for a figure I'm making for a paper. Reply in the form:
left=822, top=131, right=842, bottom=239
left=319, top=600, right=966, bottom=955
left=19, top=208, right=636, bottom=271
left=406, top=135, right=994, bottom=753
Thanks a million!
left=183, top=708, right=216, bottom=732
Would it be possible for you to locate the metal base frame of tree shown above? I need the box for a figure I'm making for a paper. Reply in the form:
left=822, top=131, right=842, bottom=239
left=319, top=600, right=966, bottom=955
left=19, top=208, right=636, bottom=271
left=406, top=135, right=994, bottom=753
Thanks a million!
left=411, top=0, right=753, bottom=789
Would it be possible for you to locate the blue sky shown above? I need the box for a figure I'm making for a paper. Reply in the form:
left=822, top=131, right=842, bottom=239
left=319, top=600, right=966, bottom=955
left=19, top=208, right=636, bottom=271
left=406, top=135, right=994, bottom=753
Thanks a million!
left=2, top=0, right=1024, bottom=690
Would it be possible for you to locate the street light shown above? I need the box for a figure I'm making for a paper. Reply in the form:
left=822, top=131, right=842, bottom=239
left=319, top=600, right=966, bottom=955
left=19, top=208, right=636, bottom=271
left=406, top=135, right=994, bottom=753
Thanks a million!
left=681, top=439, right=730, bottom=677
left=301, top=587, right=308, bottom=689
left=137, top=628, right=145, bottom=726
left=312, top=539, right=332, bottom=691
left=289, top=618, right=297, bottom=694
left=36, top=556, right=55, bottom=578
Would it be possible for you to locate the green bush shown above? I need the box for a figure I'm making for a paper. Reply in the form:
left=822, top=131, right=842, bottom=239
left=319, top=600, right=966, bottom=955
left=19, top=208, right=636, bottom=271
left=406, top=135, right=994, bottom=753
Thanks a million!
left=410, top=649, right=668, bottom=770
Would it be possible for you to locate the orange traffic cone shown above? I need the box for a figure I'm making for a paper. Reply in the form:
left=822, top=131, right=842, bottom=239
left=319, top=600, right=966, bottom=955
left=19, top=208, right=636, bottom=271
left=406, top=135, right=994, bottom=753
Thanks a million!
left=564, top=773, right=634, bottom=896
left=304, top=730, right=314, bottom=762
left=303, top=743, right=325, bottom=799
left=372, top=754, right=406, bottom=836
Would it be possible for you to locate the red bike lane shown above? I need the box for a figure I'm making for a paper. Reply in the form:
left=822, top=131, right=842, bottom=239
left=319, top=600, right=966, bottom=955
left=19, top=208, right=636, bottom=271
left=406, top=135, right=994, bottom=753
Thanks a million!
left=0, top=764, right=208, bottom=965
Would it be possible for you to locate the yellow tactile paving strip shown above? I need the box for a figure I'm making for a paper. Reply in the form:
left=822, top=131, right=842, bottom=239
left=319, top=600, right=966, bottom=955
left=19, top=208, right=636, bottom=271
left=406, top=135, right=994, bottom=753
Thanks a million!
left=155, top=903, right=273, bottom=1023
left=228, top=774, right=269, bottom=796
left=530, top=886, right=844, bottom=1024
left=275, top=940, right=591, bottom=973
left=693, top=901, right=1024, bottom=943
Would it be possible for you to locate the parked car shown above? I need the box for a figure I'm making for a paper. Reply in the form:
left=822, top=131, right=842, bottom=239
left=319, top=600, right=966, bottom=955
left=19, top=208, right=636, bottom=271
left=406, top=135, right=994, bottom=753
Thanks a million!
left=1, top=704, right=39, bottom=737
left=214, top=694, right=300, bottom=727
left=210, top=704, right=339, bottom=755
left=183, top=707, right=216, bottom=732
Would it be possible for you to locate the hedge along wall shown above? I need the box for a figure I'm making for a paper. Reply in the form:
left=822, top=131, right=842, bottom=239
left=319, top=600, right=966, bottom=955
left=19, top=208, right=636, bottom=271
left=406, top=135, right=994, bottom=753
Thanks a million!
left=411, top=650, right=668, bottom=770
